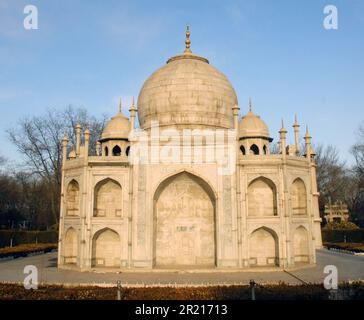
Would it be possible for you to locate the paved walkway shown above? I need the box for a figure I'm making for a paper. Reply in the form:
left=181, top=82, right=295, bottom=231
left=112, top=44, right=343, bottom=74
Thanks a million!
left=0, top=249, right=363, bottom=286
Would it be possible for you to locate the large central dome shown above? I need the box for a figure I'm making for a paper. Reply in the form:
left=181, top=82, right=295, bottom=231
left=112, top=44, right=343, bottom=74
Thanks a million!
left=137, top=27, right=238, bottom=130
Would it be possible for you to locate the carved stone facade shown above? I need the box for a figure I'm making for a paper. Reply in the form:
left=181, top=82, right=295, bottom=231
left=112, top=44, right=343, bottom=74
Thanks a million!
left=58, top=29, right=322, bottom=271
left=155, top=172, right=215, bottom=267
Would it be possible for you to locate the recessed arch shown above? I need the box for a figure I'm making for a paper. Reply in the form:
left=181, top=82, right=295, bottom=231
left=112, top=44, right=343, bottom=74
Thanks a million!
left=126, top=146, right=130, bottom=156
left=104, top=146, right=109, bottom=156
left=64, top=227, right=78, bottom=264
left=250, top=144, right=259, bottom=155
left=248, top=177, right=278, bottom=217
left=263, top=145, right=267, bottom=155
left=112, top=145, right=121, bottom=156
left=66, top=180, right=79, bottom=216
left=249, top=227, right=279, bottom=267
left=291, top=178, right=307, bottom=215
left=293, top=226, right=309, bottom=264
left=153, top=170, right=217, bottom=203
left=153, top=171, right=216, bottom=268
left=91, top=228, right=121, bottom=268
left=240, top=145, right=246, bottom=155
left=94, top=178, right=122, bottom=217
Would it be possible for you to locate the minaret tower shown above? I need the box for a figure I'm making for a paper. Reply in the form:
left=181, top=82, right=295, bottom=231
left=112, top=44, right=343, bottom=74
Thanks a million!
left=129, top=97, right=137, bottom=131
left=293, top=115, right=300, bottom=156
left=279, top=119, right=287, bottom=156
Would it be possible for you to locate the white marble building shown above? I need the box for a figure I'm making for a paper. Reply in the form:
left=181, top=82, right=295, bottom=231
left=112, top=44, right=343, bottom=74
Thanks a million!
left=58, top=27, right=322, bottom=271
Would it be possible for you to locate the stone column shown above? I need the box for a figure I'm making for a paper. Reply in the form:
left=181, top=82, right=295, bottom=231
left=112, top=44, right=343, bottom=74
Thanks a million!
left=232, top=105, right=242, bottom=267
left=58, top=131, right=68, bottom=267
left=305, top=128, right=322, bottom=249
left=80, top=128, right=90, bottom=269
left=129, top=97, right=137, bottom=132
left=279, top=121, right=291, bottom=267
left=293, top=115, right=300, bottom=156
left=96, top=141, right=101, bottom=156
left=76, top=123, right=81, bottom=157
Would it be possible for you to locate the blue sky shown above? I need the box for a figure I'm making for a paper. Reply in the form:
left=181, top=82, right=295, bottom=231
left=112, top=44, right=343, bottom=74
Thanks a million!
left=0, top=0, right=363, bottom=164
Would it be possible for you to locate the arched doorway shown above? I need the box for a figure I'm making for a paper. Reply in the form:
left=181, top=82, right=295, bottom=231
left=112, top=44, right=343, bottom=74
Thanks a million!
left=249, top=227, right=279, bottom=266
left=92, top=228, right=121, bottom=268
left=112, top=145, right=121, bottom=156
left=64, top=227, right=77, bottom=264
left=153, top=172, right=216, bottom=268
left=240, top=145, right=246, bottom=155
left=293, top=226, right=309, bottom=263
left=250, top=144, right=259, bottom=155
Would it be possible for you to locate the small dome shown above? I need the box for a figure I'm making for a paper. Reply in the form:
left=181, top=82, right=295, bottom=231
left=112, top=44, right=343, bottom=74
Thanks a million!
left=100, top=112, right=130, bottom=141
left=239, top=110, right=271, bottom=139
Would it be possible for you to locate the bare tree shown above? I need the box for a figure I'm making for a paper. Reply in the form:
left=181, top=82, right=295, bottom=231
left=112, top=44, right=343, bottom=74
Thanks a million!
left=7, top=106, right=108, bottom=225
left=352, top=122, right=364, bottom=175
left=314, top=144, right=348, bottom=214
left=350, top=122, right=364, bottom=223
left=0, top=154, right=6, bottom=169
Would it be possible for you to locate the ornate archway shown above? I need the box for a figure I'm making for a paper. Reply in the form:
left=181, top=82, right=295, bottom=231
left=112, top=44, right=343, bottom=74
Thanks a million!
left=153, top=172, right=216, bottom=268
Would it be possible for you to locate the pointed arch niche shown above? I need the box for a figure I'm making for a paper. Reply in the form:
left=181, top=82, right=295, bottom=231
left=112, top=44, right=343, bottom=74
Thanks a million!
left=247, top=177, right=278, bottom=217
left=249, top=227, right=279, bottom=266
left=91, top=228, right=121, bottom=267
left=94, top=179, right=122, bottom=217
left=293, top=226, right=310, bottom=263
left=66, top=180, right=80, bottom=216
left=291, top=178, right=307, bottom=215
left=64, top=227, right=78, bottom=264
left=153, top=171, right=216, bottom=268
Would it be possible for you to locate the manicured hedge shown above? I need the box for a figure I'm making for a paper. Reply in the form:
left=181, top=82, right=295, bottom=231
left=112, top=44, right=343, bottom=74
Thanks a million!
left=0, top=243, right=57, bottom=258
left=1, top=283, right=364, bottom=300
left=322, top=229, right=364, bottom=243
left=0, top=230, right=58, bottom=248
left=324, top=242, right=364, bottom=253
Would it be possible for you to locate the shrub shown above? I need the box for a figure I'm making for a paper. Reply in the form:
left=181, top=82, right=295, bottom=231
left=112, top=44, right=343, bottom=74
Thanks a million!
left=324, top=242, right=364, bottom=253
left=0, top=283, right=329, bottom=300
left=323, top=221, right=359, bottom=230
left=0, top=243, right=57, bottom=258
left=322, top=229, right=364, bottom=243
left=1, top=283, right=364, bottom=300
left=0, top=230, right=58, bottom=248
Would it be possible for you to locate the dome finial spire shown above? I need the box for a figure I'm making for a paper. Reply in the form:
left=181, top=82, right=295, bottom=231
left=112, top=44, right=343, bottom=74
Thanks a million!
left=184, top=25, right=192, bottom=54
left=249, top=97, right=252, bottom=112
left=305, top=125, right=310, bottom=136
left=281, top=118, right=286, bottom=130
left=118, top=98, right=122, bottom=113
